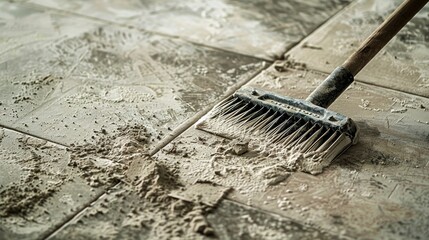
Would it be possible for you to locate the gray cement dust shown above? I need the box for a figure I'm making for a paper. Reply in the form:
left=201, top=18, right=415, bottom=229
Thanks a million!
left=64, top=125, right=224, bottom=239
left=0, top=137, right=65, bottom=217
left=204, top=139, right=329, bottom=190
left=0, top=125, right=224, bottom=239
left=1, top=0, right=428, bottom=239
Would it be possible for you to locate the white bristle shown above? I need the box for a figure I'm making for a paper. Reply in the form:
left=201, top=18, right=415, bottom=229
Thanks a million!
left=195, top=97, right=353, bottom=173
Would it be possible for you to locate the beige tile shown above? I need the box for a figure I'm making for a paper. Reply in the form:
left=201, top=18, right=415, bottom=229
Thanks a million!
left=287, top=0, right=429, bottom=97
left=1, top=24, right=265, bottom=146
left=29, top=0, right=352, bottom=60
left=0, top=2, right=101, bottom=64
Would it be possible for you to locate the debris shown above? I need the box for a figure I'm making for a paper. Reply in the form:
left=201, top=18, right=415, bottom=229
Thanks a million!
left=228, top=139, right=249, bottom=155
left=390, top=108, right=407, bottom=113
left=302, top=42, right=323, bottom=50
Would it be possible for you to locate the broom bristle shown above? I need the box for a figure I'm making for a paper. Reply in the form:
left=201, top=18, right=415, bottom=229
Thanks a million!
left=196, top=91, right=358, bottom=172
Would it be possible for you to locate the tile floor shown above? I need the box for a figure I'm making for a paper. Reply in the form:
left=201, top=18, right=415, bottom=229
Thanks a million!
left=0, top=0, right=428, bottom=239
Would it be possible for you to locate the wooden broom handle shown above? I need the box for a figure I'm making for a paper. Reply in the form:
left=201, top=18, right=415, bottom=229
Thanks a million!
left=342, top=0, right=428, bottom=76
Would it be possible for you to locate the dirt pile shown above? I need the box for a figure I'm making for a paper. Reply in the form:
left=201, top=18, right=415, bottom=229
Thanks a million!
left=125, top=156, right=216, bottom=239
left=207, top=138, right=331, bottom=188
left=1, top=124, right=223, bottom=239
left=59, top=154, right=217, bottom=239
left=67, top=125, right=151, bottom=187
left=0, top=138, right=66, bottom=217
left=60, top=125, right=220, bottom=239
left=0, top=184, right=57, bottom=217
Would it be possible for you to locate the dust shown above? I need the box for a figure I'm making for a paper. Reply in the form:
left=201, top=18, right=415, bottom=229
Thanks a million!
left=358, top=99, right=381, bottom=112
left=358, top=96, right=427, bottom=114
left=170, top=181, right=232, bottom=207
left=61, top=155, right=218, bottom=240
left=0, top=129, right=4, bottom=142
left=273, top=55, right=307, bottom=72
left=10, top=74, right=60, bottom=104
left=241, top=141, right=330, bottom=175
left=67, top=125, right=151, bottom=187
left=133, top=154, right=234, bottom=238
left=1, top=124, right=226, bottom=239
left=182, top=138, right=334, bottom=197
left=0, top=183, right=57, bottom=217
left=62, top=220, right=119, bottom=239
left=225, top=139, right=249, bottom=156
left=390, top=108, right=407, bottom=113
left=253, top=56, right=307, bottom=89
left=390, top=97, right=427, bottom=111
left=196, top=99, right=352, bottom=179
left=0, top=140, right=66, bottom=217
left=63, top=125, right=222, bottom=239
left=127, top=156, right=215, bottom=239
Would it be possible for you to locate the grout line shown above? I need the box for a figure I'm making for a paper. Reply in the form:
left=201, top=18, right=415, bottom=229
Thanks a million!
left=388, top=183, right=399, bottom=199
left=172, top=39, right=273, bottom=61
left=281, top=0, right=359, bottom=60
left=279, top=0, right=357, bottom=60
left=0, top=124, right=68, bottom=147
left=352, top=77, right=429, bottom=100
left=308, top=66, right=429, bottom=100
left=40, top=189, right=108, bottom=240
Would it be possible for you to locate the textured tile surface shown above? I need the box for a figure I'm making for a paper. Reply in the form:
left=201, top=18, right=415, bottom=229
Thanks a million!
left=30, top=0, right=351, bottom=60
left=2, top=0, right=428, bottom=239
left=153, top=65, right=429, bottom=239
left=1, top=17, right=265, bottom=146
left=0, top=128, right=104, bottom=240
left=0, top=2, right=101, bottom=64
left=0, top=2, right=263, bottom=239
left=287, top=0, right=429, bottom=97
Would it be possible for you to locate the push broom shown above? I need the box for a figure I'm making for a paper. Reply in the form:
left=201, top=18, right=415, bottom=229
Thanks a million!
left=196, top=0, right=428, bottom=172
